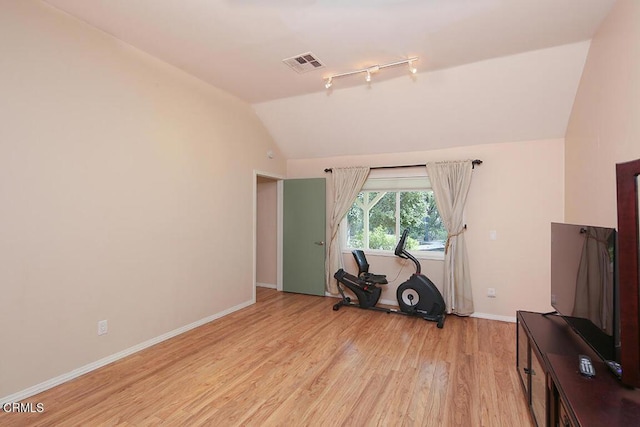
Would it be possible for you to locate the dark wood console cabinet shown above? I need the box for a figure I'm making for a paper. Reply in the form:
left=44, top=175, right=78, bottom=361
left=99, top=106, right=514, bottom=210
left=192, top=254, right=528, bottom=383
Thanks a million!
left=516, top=311, right=640, bottom=426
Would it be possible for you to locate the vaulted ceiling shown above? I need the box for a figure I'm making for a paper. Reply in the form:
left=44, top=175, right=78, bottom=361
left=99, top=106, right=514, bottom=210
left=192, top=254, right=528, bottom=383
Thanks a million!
left=42, top=0, right=616, bottom=159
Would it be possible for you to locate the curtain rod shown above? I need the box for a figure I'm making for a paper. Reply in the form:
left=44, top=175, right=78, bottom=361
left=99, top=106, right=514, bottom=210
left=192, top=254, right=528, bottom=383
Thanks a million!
left=324, top=159, right=483, bottom=173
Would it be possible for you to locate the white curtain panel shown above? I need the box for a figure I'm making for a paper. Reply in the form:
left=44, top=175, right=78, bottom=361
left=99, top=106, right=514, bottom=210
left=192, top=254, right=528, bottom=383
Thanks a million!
left=426, top=160, right=474, bottom=315
left=326, top=167, right=370, bottom=294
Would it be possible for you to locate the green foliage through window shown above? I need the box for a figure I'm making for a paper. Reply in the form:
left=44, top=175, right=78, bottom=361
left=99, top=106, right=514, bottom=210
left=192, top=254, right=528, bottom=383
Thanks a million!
left=345, top=189, right=447, bottom=254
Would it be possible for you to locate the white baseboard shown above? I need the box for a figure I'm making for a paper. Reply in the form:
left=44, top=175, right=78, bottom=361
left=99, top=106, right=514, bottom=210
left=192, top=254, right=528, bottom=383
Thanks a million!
left=256, top=282, right=277, bottom=289
left=378, top=297, right=399, bottom=307
left=327, top=292, right=516, bottom=323
left=325, top=293, right=398, bottom=306
left=0, top=298, right=255, bottom=405
left=471, top=312, right=516, bottom=323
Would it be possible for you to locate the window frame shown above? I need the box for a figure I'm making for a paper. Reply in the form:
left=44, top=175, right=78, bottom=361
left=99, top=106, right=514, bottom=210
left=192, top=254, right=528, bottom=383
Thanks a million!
left=340, top=174, right=446, bottom=261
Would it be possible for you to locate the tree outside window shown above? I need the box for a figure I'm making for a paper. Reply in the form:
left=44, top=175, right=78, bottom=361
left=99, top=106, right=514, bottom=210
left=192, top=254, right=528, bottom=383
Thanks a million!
left=345, top=190, right=447, bottom=254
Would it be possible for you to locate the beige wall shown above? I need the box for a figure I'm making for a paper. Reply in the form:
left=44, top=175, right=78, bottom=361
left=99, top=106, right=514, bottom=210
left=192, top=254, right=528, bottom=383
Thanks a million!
left=0, top=0, right=285, bottom=398
left=256, top=178, right=278, bottom=286
left=288, top=138, right=563, bottom=318
left=565, top=0, right=640, bottom=226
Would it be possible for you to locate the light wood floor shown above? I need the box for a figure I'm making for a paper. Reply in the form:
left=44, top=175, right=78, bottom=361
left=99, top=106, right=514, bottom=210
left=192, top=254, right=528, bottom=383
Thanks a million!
left=1, top=288, right=533, bottom=426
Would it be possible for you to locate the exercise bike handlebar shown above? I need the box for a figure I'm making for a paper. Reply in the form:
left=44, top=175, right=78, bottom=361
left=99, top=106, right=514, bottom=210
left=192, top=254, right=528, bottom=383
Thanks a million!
left=394, top=229, right=421, bottom=275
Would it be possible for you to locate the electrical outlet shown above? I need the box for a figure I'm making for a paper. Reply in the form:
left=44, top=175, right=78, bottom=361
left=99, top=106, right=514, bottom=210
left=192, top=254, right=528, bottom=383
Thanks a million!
left=97, top=320, right=108, bottom=336
left=487, top=288, right=496, bottom=298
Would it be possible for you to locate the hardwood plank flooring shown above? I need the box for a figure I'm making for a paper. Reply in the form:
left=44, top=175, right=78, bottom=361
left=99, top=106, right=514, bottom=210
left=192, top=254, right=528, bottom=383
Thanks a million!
left=0, top=288, right=533, bottom=426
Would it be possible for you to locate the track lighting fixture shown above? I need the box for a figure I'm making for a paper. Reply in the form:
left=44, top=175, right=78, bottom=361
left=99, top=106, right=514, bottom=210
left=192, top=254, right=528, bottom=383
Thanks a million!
left=323, top=57, right=418, bottom=89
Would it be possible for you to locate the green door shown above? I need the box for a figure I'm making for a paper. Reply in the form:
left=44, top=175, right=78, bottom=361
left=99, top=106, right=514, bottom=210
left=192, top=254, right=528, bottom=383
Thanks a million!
left=283, top=178, right=326, bottom=296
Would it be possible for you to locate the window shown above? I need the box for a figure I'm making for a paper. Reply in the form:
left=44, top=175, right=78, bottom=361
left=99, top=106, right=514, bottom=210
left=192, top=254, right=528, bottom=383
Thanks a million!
left=343, top=175, right=447, bottom=259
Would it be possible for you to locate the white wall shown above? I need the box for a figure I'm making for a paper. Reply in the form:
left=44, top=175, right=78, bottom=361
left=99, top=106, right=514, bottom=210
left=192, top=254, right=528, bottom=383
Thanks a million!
left=565, top=0, right=640, bottom=225
left=0, top=0, right=285, bottom=399
left=288, top=138, right=563, bottom=319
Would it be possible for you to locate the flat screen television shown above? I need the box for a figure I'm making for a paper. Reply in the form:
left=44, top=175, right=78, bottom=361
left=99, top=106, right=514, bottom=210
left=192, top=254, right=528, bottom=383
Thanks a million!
left=550, top=222, right=619, bottom=363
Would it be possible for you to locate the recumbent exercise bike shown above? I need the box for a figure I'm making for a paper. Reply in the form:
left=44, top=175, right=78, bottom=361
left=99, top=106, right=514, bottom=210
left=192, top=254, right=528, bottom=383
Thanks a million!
left=333, top=229, right=446, bottom=328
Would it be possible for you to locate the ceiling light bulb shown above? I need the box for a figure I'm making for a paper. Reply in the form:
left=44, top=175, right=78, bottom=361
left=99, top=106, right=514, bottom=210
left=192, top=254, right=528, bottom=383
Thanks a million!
left=325, top=78, right=332, bottom=89
left=365, top=70, right=371, bottom=82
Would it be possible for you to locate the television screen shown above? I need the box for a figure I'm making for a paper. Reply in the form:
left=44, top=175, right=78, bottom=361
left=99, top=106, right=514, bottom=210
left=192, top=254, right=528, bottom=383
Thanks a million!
left=550, top=222, right=618, bottom=362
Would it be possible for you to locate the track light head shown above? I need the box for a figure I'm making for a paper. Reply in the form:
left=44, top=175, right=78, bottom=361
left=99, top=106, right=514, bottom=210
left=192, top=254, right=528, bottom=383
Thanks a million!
left=408, top=60, right=417, bottom=74
left=365, top=70, right=371, bottom=82
left=325, top=78, right=332, bottom=89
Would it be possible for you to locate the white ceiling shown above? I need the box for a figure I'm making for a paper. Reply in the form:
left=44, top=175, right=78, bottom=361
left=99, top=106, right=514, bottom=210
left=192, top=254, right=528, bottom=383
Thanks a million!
left=43, top=0, right=614, bottom=104
left=254, top=41, right=591, bottom=159
left=40, top=0, right=616, bottom=159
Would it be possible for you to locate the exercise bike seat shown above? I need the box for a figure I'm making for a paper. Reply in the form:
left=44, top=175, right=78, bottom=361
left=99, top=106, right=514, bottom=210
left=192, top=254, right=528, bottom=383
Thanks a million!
left=352, top=250, right=388, bottom=285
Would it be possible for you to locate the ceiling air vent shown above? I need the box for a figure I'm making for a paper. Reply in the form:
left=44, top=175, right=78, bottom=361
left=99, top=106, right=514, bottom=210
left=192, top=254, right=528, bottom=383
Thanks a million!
left=282, top=52, right=325, bottom=73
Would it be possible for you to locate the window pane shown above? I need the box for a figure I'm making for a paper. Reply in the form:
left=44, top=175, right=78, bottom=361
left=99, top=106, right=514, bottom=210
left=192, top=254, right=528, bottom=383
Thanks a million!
left=343, top=186, right=447, bottom=258
left=346, top=193, right=364, bottom=248
left=369, top=192, right=396, bottom=250
left=400, top=191, right=446, bottom=252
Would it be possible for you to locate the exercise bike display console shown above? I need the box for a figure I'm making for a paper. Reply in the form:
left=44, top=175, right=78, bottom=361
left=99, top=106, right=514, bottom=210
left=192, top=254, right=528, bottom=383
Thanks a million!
left=333, top=229, right=446, bottom=328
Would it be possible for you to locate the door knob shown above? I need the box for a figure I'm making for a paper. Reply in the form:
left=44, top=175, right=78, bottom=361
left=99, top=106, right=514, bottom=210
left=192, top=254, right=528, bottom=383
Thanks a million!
left=314, top=241, right=325, bottom=246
